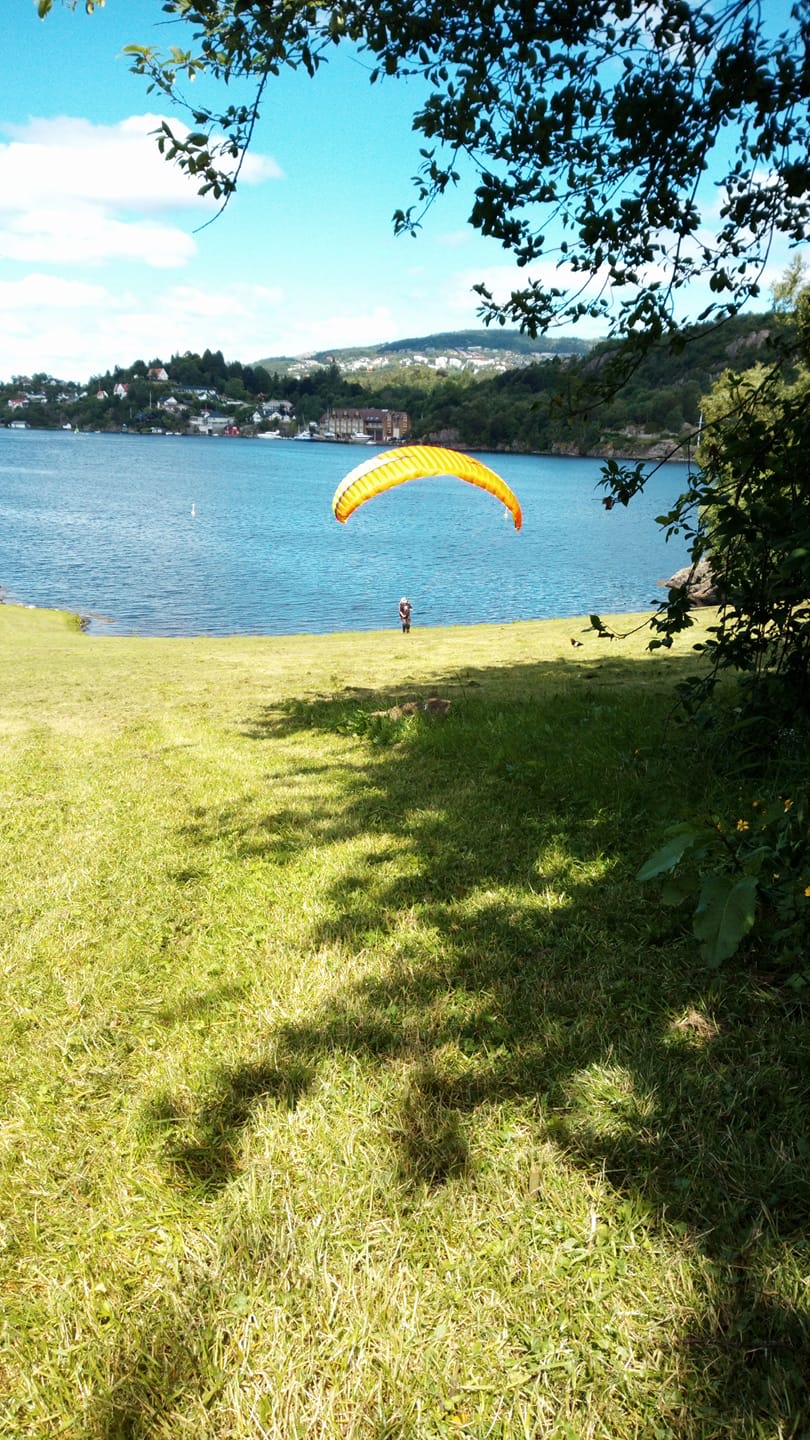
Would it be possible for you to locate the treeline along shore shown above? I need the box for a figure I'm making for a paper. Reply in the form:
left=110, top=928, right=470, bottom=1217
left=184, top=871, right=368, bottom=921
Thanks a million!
left=0, top=311, right=780, bottom=458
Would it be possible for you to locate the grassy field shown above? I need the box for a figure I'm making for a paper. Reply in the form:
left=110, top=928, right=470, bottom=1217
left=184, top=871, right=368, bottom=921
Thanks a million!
left=1, top=603, right=808, bottom=1439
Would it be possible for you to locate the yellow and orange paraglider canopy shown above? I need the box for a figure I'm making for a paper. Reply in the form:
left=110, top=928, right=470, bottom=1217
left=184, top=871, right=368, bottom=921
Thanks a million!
left=332, top=444, right=522, bottom=530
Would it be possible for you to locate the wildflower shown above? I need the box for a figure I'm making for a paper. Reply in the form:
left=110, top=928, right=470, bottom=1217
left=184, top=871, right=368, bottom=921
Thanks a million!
left=736, top=819, right=749, bottom=832
left=785, top=798, right=794, bottom=811
left=805, top=886, right=810, bottom=898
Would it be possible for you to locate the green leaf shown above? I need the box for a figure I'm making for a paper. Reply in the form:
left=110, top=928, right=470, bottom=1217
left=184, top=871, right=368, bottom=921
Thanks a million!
left=636, top=827, right=700, bottom=882
left=660, top=877, right=690, bottom=906
left=693, top=875, right=758, bottom=967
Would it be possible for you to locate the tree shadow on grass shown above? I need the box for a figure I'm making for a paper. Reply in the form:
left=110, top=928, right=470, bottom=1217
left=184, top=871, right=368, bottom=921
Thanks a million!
left=146, top=1058, right=313, bottom=1192
left=264, top=907, right=810, bottom=1429
left=96, top=1319, right=205, bottom=1440
left=132, top=652, right=810, bottom=1433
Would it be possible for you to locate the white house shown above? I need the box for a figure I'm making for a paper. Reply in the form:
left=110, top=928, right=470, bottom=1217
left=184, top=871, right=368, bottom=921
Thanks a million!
left=260, top=398, right=294, bottom=419
left=188, top=411, right=231, bottom=435
left=181, top=386, right=219, bottom=402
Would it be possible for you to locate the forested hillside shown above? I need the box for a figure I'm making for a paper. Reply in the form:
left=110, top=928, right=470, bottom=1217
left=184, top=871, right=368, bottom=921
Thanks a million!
left=1, top=314, right=779, bottom=454
left=343, top=313, right=779, bottom=454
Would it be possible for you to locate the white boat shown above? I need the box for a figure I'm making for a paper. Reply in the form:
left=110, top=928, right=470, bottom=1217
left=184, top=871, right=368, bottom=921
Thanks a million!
left=257, top=430, right=282, bottom=440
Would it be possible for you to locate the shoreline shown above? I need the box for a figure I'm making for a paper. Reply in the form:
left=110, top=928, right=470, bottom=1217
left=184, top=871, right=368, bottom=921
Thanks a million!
left=1, top=422, right=691, bottom=464
left=1, top=593, right=693, bottom=644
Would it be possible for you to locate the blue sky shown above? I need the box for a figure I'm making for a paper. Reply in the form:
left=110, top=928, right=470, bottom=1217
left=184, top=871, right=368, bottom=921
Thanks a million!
left=2, top=0, right=530, bottom=381
left=0, top=1, right=802, bottom=382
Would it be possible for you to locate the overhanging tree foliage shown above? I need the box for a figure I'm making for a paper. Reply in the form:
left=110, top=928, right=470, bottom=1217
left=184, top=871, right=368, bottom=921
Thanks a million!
left=653, top=272, right=810, bottom=714
left=42, top=0, right=810, bottom=343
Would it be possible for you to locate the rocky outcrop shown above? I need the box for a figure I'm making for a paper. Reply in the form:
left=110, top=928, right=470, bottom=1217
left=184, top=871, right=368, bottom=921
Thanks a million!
left=550, top=437, right=690, bottom=461
left=659, top=558, right=718, bottom=605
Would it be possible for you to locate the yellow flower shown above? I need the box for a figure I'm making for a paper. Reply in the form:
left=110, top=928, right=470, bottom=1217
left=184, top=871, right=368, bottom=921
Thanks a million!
left=785, top=798, right=794, bottom=811
left=736, top=819, right=749, bottom=832
left=804, top=886, right=810, bottom=898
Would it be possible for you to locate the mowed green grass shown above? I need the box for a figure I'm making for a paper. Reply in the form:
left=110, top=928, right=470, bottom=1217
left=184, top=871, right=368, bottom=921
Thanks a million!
left=1, top=604, right=808, bottom=1439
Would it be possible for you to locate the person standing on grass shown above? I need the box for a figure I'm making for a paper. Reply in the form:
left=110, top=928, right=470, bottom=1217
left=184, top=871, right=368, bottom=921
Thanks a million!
left=399, top=596, right=412, bottom=633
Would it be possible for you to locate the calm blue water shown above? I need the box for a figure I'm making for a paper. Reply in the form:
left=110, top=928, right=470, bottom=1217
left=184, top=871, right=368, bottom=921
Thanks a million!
left=0, top=429, right=690, bottom=637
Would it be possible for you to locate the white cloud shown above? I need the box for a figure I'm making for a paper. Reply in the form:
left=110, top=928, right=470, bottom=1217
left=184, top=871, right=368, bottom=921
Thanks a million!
left=0, top=205, right=196, bottom=268
left=448, top=260, right=601, bottom=312
left=452, top=232, right=809, bottom=332
left=0, top=275, right=291, bottom=380
left=298, top=304, right=396, bottom=351
left=0, top=114, right=282, bottom=214
left=0, top=273, right=110, bottom=311
left=443, top=259, right=678, bottom=335
left=0, top=115, right=282, bottom=272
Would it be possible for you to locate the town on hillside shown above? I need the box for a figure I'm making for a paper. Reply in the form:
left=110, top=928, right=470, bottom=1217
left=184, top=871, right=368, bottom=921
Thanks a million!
left=0, top=315, right=779, bottom=458
left=0, top=362, right=410, bottom=445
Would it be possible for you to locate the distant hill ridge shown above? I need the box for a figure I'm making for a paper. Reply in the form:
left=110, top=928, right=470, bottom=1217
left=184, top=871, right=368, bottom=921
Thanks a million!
left=257, top=328, right=592, bottom=370
left=376, top=329, right=591, bottom=357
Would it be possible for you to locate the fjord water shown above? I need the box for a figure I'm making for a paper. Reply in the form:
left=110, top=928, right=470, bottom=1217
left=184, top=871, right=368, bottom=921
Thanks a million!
left=0, top=428, right=690, bottom=637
